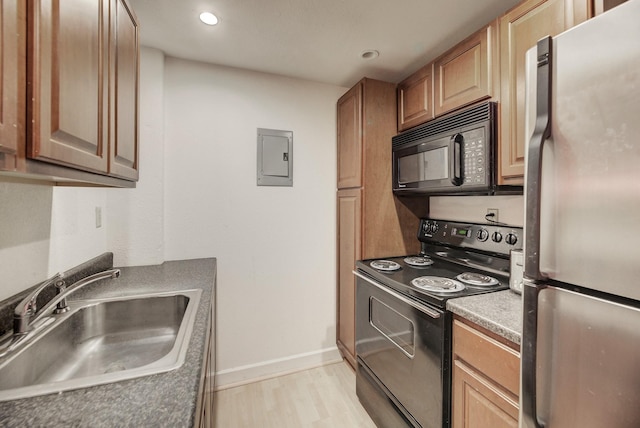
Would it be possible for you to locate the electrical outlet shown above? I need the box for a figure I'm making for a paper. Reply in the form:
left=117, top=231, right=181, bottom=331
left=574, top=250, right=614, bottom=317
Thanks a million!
left=95, top=206, right=102, bottom=228
left=487, top=208, right=499, bottom=222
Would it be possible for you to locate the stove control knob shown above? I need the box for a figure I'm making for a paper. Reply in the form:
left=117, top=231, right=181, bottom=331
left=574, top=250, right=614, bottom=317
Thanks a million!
left=430, top=223, right=439, bottom=234
left=477, top=229, right=489, bottom=242
left=492, top=231, right=503, bottom=243
left=506, top=233, right=518, bottom=246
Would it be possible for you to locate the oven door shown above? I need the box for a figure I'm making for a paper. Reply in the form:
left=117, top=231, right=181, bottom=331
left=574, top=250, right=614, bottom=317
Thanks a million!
left=355, top=271, right=451, bottom=428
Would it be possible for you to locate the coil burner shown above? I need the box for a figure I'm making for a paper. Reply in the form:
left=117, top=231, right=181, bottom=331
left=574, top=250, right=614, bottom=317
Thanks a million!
left=369, top=260, right=401, bottom=272
left=411, top=276, right=466, bottom=293
left=404, top=256, right=434, bottom=267
left=456, top=272, right=499, bottom=287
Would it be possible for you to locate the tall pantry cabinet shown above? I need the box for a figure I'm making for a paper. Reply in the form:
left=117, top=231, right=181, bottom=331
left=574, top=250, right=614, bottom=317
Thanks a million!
left=336, top=78, right=424, bottom=368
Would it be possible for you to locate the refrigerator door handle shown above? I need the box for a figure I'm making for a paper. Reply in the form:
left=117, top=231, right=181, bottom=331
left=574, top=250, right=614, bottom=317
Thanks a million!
left=521, top=279, right=546, bottom=428
left=525, top=36, right=553, bottom=281
left=522, top=36, right=552, bottom=428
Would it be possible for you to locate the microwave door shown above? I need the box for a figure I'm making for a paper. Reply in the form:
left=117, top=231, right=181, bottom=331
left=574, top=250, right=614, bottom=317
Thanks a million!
left=396, top=136, right=457, bottom=191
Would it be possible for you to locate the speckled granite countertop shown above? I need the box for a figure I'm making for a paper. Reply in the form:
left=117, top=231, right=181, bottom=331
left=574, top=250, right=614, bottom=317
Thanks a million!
left=447, top=290, right=522, bottom=345
left=0, top=257, right=216, bottom=428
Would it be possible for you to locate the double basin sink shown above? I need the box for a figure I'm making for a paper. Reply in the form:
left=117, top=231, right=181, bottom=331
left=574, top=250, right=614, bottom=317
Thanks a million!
left=0, top=289, right=202, bottom=401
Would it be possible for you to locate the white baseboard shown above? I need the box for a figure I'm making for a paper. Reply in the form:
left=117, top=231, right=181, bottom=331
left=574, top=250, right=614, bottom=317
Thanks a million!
left=214, top=347, right=343, bottom=391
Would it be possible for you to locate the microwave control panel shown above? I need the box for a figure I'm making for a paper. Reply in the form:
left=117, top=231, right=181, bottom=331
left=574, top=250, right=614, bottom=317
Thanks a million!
left=461, top=128, right=488, bottom=186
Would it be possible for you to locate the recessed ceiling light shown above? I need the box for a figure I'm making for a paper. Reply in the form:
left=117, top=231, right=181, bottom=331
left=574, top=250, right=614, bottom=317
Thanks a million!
left=360, top=50, right=379, bottom=60
left=199, top=12, right=219, bottom=26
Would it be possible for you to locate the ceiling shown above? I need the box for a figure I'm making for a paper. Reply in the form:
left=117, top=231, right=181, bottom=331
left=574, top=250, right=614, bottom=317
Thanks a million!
left=129, top=0, right=521, bottom=88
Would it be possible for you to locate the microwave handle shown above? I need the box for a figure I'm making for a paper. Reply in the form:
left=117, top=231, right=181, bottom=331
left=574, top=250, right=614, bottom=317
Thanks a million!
left=450, top=133, right=463, bottom=186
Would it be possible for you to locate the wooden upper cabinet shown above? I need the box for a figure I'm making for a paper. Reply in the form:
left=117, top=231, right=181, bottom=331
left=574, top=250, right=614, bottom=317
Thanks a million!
left=0, top=0, right=26, bottom=171
left=28, top=0, right=110, bottom=174
left=434, top=21, right=499, bottom=117
left=337, top=83, right=362, bottom=189
left=499, top=0, right=590, bottom=185
left=397, top=63, right=434, bottom=132
left=109, top=0, right=139, bottom=180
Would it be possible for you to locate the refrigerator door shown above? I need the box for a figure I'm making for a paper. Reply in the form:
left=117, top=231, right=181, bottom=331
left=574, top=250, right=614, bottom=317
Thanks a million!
left=524, top=0, right=640, bottom=302
left=527, top=284, right=640, bottom=428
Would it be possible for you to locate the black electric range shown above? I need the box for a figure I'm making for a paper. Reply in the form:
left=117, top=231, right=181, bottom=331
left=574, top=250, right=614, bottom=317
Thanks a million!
left=354, top=218, right=522, bottom=428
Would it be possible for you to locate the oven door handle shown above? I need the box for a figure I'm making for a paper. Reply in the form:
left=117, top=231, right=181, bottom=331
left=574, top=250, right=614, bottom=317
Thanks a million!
left=354, top=271, right=442, bottom=319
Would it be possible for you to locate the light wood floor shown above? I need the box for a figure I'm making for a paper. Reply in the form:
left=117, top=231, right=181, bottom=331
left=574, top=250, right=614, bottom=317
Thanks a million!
left=214, top=361, right=377, bottom=427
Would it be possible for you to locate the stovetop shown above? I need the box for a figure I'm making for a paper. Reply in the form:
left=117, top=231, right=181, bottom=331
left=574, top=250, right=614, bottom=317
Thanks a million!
left=355, top=219, right=523, bottom=309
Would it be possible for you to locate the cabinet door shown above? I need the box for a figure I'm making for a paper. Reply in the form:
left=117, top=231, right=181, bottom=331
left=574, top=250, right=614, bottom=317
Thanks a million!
left=434, top=21, right=498, bottom=116
left=336, top=188, right=361, bottom=367
left=397, top=63, right=434, bottom=131
left=28, top=0, right=109, bottom=173
left=337, top=84, right=362, bottom=189
left=499, top=0, right=590, bottom=185
left=452, top=320, right=520, bottom=428
left=0, top=0, right=25, bottom=171
left=109, top=0, right=139, bottom=180
left=452, top=360, right=519, bottom=428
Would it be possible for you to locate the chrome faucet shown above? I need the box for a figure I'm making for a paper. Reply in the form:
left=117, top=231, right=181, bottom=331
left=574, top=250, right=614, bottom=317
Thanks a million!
left=2, top=269, right=121, bottom=357
left=21, top=269, right=121, bottom=334
left=6, top=269, right=120, bottom=342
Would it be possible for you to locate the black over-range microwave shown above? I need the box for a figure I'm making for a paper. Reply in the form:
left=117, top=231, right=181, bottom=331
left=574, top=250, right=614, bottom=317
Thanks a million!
left=393, top=101, right=516, bottom=196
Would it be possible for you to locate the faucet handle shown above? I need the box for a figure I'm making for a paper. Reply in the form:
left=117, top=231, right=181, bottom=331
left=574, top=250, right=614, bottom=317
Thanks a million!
left=53, top=279, right=69, bottom=314
left=14, top=272, right=65, bottom=336
left=23, top=272, right=65, bottom=314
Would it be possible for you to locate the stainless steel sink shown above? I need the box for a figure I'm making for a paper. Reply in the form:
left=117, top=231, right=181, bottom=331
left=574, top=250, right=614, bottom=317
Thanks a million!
left=0, top=289, right=202, bottom=401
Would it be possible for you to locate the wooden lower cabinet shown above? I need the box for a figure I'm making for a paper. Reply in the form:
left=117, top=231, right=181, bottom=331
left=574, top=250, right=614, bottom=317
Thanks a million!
left=452, top=318, right=520, bottom=428
left=336, top=188, right=361, bottom=368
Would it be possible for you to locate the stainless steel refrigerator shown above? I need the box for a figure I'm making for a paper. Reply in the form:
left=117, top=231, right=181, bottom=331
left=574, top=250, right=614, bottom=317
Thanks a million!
left=521, top=1, right=640, bottom=427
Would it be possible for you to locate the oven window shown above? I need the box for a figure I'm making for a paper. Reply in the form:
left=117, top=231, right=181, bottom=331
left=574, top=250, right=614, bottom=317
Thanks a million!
left=398, top=146, right=449, bottom=184
left=370, top=297, right=415, bottom=358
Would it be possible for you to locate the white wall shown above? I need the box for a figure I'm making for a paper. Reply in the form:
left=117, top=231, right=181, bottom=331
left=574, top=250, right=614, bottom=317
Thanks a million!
left=0, top=179, right=108, bottom=301
left=162, top=57, right=348, bottom=386
left=430, top=195, right=525, bottom=226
